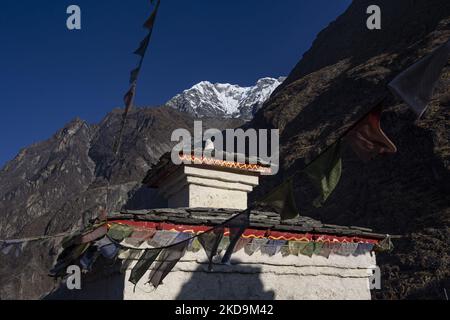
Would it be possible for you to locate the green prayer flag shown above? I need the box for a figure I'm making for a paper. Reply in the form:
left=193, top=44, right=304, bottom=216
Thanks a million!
left=313, top=242, right=324, bottom=255
left=288, top=241, right=301, bottom=256
left=256, top=178, right=299, bottom=220
left=374, top=236, right=394, bottom=253
left=129, top=249, right=161, bottom=285
left=188, top=237, right=202, bottom=253
left=217, top=236, right=230, bottom=253
left=299, top=242, right=315, bottom=257
left=304, top=141, right=342, bottom=207
left=107, top=224, right=134, bottom=242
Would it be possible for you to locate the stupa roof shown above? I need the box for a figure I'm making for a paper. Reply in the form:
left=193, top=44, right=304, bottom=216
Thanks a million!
left=143, top=151, right=273, bottom=188
left=109, top=207, right=387, bottom=242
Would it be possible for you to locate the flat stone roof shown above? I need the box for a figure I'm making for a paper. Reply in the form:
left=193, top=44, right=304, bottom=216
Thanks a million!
left=109, top=208, right=387, bottom=240
left=143, top=151, right=273, bottom=187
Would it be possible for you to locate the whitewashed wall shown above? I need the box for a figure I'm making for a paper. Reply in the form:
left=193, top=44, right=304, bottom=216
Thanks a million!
left=123, top=250, right=377, bottom=300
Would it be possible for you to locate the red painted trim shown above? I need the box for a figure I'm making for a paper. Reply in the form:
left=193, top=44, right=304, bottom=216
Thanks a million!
left=109, top=219, right=380, bottom=244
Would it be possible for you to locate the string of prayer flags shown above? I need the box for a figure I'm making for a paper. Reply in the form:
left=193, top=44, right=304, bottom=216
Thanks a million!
left=0, top=240, right=28, bottom=257
left=257, top=37, right=449, bottom=216
left=347, top=105, right=397, bottom=161
left=388, top=39, right=450, bottom=119
left=255, top=178, right=299, bottom=221
left=113, top=0, right=161, bottom=155
left=304, top=141, right=342, bottom=208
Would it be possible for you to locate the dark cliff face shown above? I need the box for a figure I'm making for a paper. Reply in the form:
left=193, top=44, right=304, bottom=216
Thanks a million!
left=249, top=0, right=450, bottom=299
left=0, top=106, right=243, bottom=299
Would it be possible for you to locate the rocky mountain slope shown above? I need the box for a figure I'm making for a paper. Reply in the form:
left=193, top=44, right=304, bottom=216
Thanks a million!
left=248, top=0, right=450, bottom=300
left=166, top=77, right=285, bottom=119
left=1, top=0, right=449, bottom=300
left=0, top=106, right=243, bottom=299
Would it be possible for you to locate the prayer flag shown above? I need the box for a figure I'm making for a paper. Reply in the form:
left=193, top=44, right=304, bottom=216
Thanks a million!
left=256, top=178, right=299, bottom=220
left=388, top=39, right=450, bottom=118
left=304, top=141, right=342, bottom=207
left=347, top=106, right=397, bottom=161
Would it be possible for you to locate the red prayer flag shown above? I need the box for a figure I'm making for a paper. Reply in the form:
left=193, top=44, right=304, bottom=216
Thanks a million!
left=347, top=106, right=397, bottom=161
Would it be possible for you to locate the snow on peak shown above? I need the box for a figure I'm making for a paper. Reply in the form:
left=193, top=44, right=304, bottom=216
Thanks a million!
left=166, top=77, right=285, bottom=119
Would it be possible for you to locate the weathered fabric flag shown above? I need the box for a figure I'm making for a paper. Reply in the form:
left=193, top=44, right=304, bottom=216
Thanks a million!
left=129, top=66, right=140, bottom=84
left=80, top=246, right=100, bottom=272
left=353, top=243, right=374, bottom=256
left=256, top=178, right=299, bottom=220
left=148, top=230, right=179, bottom=248
left=188, top=237, right=202, bottom=253
left=347, top=106, right=397, bottom=161
left=143, top=0, right=161, bottom=30
left=198, top=227, right=224, bottom=271
left=335, top=243, right=358, bottom=256
left=95, top=236, right=119, bottom=259
left=129, top=248, right=162, bottom=285
left=221, top=210, right=250, bottom=264
left=304, top=141, right=342, bottom=207
left=148, top=233, right=190, bottom=288
left=120, top=248, right=142, bottom=273
left=49, top=243, right=89, bottom=277
left=134, top=34, right=151, bottom=58
left=244, top=238, right=267, bottom=256
left=374, top=236, right=394, bottom=253
left=217, top=237, right=230, bottom=253
left=123, top=83, right=136, bottom=113
left=316, top=242, right=333, bottom=258
left=288, top=241, right=301, bottom=256
left=261, top=240, right=286, bottom=257
left=79, top=225, right=108, bottom=244
left=107, top=224, right=134, bottom=242
left=388, top=39, right=450, bottom=118
left=233, top=238, right=251, bottom=253
left=299, top=242, right=315, bottom=257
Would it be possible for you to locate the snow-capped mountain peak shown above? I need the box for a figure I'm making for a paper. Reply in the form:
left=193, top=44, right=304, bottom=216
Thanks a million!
left=166, top=77, right=285, bottom=119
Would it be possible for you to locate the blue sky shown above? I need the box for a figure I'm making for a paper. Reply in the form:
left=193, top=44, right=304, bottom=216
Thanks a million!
left=0, top=0, right=351, bottom=167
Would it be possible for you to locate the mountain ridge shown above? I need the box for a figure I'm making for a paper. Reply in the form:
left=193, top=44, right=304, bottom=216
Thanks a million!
left=166, top=77, right=285, bottom=119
